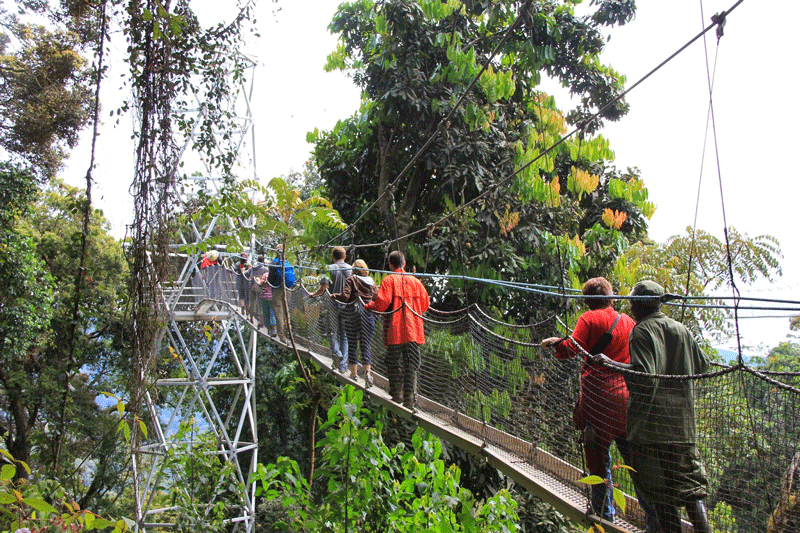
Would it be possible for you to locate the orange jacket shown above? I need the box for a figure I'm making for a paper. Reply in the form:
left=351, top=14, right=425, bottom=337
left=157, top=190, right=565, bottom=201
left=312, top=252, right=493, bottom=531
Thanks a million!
left=365, top=269, right=429, bottom=346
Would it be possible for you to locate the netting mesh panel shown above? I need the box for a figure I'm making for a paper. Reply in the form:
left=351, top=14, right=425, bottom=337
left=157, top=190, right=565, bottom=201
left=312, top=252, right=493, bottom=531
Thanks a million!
left=163, top=266, right=800, bottom=533
left=284, top=281, right=800, bottom=532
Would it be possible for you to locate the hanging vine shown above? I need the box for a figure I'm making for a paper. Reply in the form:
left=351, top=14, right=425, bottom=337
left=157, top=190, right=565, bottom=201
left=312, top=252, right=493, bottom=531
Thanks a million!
left=123, top=0, right=257, bottom=430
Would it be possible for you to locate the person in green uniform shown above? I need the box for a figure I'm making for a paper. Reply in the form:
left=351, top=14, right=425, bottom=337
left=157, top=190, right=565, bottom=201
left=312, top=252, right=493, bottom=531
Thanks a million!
left=592, top=280, right=711, bottom=533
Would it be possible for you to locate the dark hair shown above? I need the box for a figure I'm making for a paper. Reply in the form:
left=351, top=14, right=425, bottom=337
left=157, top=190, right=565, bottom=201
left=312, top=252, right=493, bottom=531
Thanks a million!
left=332, top=246, right=346, bottom=261
left=582, top=277, right=613, bottom=310
left=388, top=250, right=405, bottom=269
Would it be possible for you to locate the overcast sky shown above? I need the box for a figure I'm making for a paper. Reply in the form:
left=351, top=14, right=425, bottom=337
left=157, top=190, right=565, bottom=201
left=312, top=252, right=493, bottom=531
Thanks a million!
left=63, top=0, right=799, bottom=352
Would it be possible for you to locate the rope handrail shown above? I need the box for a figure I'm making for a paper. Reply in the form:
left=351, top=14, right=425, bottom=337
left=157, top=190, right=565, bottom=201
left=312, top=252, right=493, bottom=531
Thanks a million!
left=208, top=253, right=800, bottom=314
left=163, top=247, right=800, bottom=533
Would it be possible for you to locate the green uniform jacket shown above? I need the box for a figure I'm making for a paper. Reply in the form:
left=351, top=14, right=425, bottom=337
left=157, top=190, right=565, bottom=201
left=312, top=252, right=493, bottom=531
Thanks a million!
left=626, top=311, right=710, bottom=444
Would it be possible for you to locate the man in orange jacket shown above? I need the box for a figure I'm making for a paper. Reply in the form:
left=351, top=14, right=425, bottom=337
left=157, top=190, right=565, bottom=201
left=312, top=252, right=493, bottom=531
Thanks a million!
left=365, top=250, right=429, bottom=409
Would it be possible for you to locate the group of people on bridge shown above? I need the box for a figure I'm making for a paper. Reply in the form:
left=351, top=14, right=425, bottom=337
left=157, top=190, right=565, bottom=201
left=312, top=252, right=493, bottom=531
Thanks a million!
left=199, top=245, right=295, bottom=342
left=200, top=246, right=430, bottom=410
left=310, top=247, right=430, bottom=410
left=202, top=245, right=710, bottom=532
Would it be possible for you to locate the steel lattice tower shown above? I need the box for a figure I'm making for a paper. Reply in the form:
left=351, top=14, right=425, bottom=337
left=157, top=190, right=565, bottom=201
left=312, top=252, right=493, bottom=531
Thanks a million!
left=132, top=55, right=261, bottom=532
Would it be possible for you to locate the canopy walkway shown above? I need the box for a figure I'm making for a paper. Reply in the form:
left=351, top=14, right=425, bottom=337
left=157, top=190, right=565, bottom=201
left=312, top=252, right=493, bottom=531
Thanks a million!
left=134, top=255, right=800, bottom=533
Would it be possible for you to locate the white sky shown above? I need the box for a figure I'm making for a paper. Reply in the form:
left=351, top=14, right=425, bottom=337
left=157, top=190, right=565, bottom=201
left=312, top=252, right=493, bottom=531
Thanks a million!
left=62, top=0, right=799, bottom=352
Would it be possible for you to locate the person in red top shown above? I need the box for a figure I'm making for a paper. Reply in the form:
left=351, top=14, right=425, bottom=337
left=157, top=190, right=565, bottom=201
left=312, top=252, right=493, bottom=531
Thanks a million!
left=365, top=250, right=429, bottom=409
left=542, top=277, right=657, bottom=530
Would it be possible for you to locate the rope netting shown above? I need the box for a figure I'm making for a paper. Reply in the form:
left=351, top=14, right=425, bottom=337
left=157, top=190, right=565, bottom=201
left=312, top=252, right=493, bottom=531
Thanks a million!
left=168, top=256, right=800, bottom=533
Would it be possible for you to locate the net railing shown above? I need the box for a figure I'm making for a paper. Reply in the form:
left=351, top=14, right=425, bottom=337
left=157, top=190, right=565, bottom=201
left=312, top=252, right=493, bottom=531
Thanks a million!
left=163, top=257, right=800, bottom=533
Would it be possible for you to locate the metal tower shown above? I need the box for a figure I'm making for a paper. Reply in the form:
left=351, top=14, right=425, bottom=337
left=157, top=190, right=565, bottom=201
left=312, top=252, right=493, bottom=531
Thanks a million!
left=132, top=55, right=261, bottom=532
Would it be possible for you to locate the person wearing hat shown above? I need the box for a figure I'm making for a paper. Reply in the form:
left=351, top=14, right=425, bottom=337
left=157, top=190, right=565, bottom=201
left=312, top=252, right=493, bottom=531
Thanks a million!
left=245, top=254, right=268, bottom=324
left=200, top=250, right=221, bottom=300
left=593, top=280, right=711, bottom=533
left=201, top=249, right=219, bottom=268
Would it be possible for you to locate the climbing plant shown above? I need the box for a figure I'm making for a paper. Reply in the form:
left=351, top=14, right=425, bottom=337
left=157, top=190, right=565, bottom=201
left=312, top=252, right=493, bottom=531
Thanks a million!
left=123, top=0, right=257, bottom=437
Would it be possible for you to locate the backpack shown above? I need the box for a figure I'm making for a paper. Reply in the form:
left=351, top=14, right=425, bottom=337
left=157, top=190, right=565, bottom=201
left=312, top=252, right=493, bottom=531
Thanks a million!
left=271, top=258, right=295, bottom=288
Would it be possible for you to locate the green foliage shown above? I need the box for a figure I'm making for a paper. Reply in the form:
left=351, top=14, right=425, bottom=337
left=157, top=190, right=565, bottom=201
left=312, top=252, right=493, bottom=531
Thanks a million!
left=760, top=343, right=800, bottom=388
left=314, top=0, right=651, bottom=323
left=577, top=472, right=627, bottom=515
left=513, top=490, right=580, bottom=533
left=0, top=177, right=130, bottom=520
left=465, top=389, right=513, bottom=424
left=709, top=501, right=738, bottom=533
left=124, top=0, right=258, bottom=179
left=0, top=229, right=53, bottom=359
left=183, top=177, right=345, bottom=260
left=0, top=449, right=130, bottom=532
left=0, top=19, right=93, bottom=178
left=0, top=163, right=38, bottom=228
left=614, top=227, right=782, bottom=343
left=254, top=386, right=520, bottom=531
left=426, top=329, right=484, bottom=379
left=0, top=227, right=54, bottom=466
left=158, top=421, right=245, bottom=533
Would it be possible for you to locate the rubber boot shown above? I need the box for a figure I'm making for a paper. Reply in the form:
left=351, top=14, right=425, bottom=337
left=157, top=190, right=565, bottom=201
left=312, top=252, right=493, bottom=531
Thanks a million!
left=686, top=500, right=711, bottom=533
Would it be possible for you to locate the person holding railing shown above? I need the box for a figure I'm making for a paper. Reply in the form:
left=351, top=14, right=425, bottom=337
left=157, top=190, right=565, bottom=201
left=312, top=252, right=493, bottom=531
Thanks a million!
left=245, top=255, right=268, bottom=325
left=365, top=251, right=429, bottom=410
left=267, top=245, right=295, bottom=344
left=235, top=253, right=250, bottom=315
left=255, top=271, right=276, bottom=336
left=543, top=277, right=659, bottom=532
left=200, top=250, right=221, bottom=300
left=309, top=247, right=353, bottom=371
left=330, top=259, right=378, bottom=387
left=592, top=280, right=711, bottom=533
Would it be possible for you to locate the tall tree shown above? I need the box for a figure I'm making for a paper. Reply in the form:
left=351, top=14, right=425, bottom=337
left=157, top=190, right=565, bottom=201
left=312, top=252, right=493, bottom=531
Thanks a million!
left=312, top=0, right=653, bottom=320
left=0, top=164, right=54, bottom=470
left=0, top=178, right=129, bottom=506
left=0, top=11, right=93, bottom=179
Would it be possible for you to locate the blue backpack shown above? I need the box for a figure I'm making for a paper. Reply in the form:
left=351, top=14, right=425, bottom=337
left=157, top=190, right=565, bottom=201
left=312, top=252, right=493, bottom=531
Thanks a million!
left=270, top=258, right=295, bottom=288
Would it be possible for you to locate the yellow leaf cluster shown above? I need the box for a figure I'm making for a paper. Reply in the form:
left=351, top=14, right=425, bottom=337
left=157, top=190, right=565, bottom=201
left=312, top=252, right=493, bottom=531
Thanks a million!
left=568, top=234, right=586, bottom=256
left=545, top=177, right=561, bottom=207
left=568, top=166, right=599, bottom=197
left=495, top=208, right=520, bottom=236
left=534, top=106, right=567, bottom=134
left=603, top=208, right=628, bottom=230
left=602, top=208, right=627, bottom=230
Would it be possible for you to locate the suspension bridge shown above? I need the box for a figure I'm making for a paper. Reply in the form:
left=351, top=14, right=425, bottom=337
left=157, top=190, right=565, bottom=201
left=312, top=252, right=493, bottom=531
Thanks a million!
left=131, top=251, right=800, bottom=533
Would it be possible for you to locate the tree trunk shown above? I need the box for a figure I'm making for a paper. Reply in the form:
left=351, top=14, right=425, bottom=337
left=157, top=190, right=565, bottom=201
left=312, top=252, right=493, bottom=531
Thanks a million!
left=9, top=390, right=31, bottom=479
left=377, top=122, right=400, bottom=249
left=306, top=398, right=319, bottom=487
